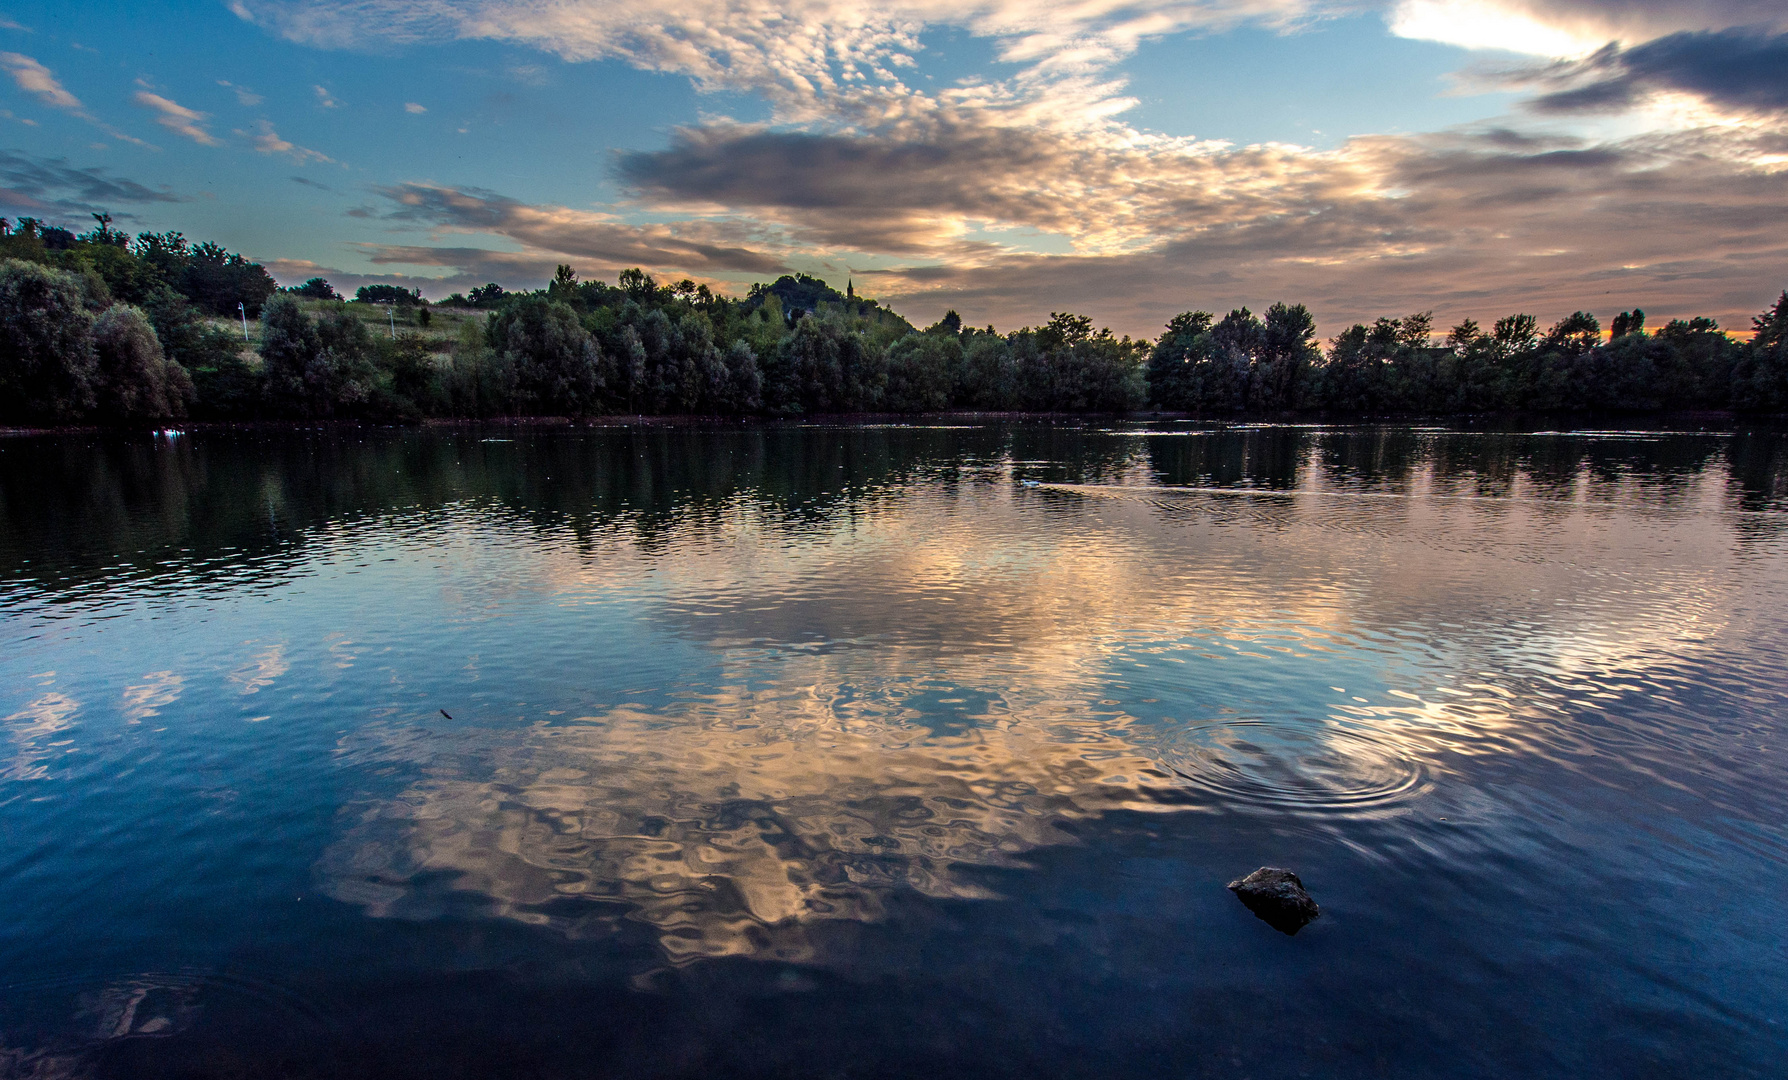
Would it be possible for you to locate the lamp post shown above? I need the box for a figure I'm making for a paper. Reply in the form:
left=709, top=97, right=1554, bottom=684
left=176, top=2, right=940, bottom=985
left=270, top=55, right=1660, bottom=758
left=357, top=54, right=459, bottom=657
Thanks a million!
left=238, top=302, right=249, bottom=343
left=387, top=303, right=396, bottom=338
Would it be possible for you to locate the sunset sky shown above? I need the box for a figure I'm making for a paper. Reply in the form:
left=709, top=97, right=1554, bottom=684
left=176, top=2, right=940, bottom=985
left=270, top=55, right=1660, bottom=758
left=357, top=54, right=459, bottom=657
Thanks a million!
left=1, top=0, right=1784, bottom=336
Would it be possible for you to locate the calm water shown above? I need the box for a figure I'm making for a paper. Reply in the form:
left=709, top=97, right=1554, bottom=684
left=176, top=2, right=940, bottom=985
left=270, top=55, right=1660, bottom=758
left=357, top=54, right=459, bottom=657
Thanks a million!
left=1, top=422, right=1785, bottom=1079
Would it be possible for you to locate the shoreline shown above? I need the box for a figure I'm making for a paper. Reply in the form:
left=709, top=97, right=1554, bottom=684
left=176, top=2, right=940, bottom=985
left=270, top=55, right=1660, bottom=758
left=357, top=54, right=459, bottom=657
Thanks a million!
left=0, top=408, right=1770, bottom=439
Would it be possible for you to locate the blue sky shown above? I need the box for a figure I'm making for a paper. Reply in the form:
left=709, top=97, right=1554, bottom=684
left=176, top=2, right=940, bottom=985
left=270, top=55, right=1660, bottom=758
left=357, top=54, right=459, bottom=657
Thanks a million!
left=2, top=0, right=1785, bottom=335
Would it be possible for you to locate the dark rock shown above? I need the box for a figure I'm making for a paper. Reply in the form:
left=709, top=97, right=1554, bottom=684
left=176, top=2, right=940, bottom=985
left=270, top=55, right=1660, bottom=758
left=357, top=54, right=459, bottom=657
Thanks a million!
left=1227, top=867, right=1320, bottom=935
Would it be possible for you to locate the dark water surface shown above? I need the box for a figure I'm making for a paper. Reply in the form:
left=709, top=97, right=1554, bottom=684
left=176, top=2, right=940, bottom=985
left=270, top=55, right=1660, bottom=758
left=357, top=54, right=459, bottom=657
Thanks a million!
left=1, top=422, right=1785, bottom=1078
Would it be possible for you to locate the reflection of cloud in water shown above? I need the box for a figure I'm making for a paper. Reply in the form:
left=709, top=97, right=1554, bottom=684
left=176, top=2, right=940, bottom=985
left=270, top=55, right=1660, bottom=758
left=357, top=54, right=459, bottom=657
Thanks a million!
left=320, top=693, right=1184, bottom=966
left=4, top=687, right=79, bottom=781
left=228, top=644, right=287, bottom=695
left=121, top=671, right=183, bottom=723
left=318, top=473, right=1757, bottom=965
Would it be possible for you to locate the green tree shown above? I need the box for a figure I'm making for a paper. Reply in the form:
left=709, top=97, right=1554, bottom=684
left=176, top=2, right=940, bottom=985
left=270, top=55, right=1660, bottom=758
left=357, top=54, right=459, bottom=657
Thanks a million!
left=91, top=304, right=195, bottom=421
left=291, top=277, right=340, bottom=300
left=885, top=333, right=959, bottom=412
left=142, top=287, right=256, bottom=417
left=1734, top=292, right=1788, bottom=412
left=0, top=259, right=99, bottom=422
left=180, top=241, right=278, bottom=317
left=355, top=284, right=422, bottom=306
left=1255, top=302, right=1319, bottom=411
left=259, top=294, right=375, bottom=416
left=490, top=297, right=605, bottom=415
left=1146, top=311, right=1214, bottom=411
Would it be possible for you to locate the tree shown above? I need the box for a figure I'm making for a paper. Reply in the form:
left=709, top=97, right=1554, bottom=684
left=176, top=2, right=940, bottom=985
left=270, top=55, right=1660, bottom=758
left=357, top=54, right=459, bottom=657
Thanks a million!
left=1019, top=313, right=1144, bottom=412
left=1255, top=302, right=1319, bottom=411
left=766, top=313, right=885, bottom=414
left=133, top=231, right=191, bottom=285
left=180, top=241, right=278, bottom=317
left=956, top=330, right=1017, bottom=410
left=355, top=284, right=423, bottom=306
left=1734, top=292, right=1788, bottom=412
left=386, top=332, right=440, bottom=415
left=720, top=339, right=762, bottom=414
left=1753, top=291, right=1788, bottom=351
left=291, top=277, right=340, bottom=300
left=1543, top=311, right=1601, bottom=357
left=546, top=265, right=584, bottom=309
left=928, top=309, right=963, bottom=336
left=442, top=317, right=514, bottom=417
left=0, top=259, right=99, bottom=422
left=259, top=294, right=376, bottom=416
left=490, top=297, right=605, bottom=415
left=1610, top=309, right=1646, bottom=339
left=91, top=304, right=194, bottom=421
left=1146, top=311, right=1214, bottom=411
left=1492, top=314, right=1539, bottom=355
left=1037, top=312, right=1094, bottom=350
left=885, top=332, right=959, bottom=412
left=619, top=268, right=663, bottom=305
left=468, top=283, right=507, bottom=309
left=142, top=286, right=255, bottom=417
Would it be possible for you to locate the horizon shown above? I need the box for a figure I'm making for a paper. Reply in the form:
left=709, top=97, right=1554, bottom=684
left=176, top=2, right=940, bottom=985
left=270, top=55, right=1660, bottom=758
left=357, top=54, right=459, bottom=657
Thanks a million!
left=1, top=1, right=1784, bottom=339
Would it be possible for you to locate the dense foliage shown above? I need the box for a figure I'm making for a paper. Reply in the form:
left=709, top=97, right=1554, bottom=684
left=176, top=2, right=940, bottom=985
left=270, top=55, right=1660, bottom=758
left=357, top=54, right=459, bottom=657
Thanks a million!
left=2, top=213, right=1786, bottom=424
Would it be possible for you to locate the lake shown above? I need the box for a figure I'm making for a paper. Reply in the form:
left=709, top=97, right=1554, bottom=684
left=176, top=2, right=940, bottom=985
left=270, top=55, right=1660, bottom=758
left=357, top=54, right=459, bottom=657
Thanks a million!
left=1, top=422, right=1784, bottom=1078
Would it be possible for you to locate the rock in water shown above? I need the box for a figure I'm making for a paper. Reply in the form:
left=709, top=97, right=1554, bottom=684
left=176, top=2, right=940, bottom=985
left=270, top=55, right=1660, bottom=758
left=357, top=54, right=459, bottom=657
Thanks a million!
left=1227, top=867, right=1321, bottom=935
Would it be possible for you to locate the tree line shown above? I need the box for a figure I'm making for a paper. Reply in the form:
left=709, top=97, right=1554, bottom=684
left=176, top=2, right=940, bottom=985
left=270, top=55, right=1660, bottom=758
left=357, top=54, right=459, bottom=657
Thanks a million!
left=2, top=214, right=1785, bottom=424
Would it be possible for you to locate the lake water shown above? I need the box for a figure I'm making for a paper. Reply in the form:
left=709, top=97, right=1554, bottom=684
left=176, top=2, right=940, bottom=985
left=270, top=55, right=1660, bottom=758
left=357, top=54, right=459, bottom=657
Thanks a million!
left=1, top=422, right=1784, bottom=1078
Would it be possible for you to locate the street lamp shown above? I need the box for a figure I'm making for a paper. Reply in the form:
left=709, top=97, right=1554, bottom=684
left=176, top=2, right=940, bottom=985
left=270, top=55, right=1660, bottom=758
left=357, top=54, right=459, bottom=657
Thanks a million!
left=238, top=301, right=249, bottom=343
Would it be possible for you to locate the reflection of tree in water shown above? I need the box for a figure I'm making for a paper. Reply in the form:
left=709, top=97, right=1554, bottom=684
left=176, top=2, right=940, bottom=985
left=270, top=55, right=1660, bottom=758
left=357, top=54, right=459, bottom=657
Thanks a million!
left=1728, top=431, right=1788, bottom=513
left=319, top=703, right=1179, bottom=967
left=1146, top=426, right=1306, bottom=489
left=0, top=425, right=1009, bottom=597
left=3, top=426, right=1764, bottom=600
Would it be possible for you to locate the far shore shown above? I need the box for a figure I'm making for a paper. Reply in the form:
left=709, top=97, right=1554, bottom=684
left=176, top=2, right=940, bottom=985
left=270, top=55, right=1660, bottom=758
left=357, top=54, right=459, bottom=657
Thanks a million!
left=1, top=409, right=1768, bottom=440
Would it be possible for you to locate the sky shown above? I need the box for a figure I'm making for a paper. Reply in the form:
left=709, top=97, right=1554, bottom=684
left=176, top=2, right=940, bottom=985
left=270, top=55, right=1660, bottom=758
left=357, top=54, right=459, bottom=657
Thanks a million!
left=0, top=0, right=1784, bottom=337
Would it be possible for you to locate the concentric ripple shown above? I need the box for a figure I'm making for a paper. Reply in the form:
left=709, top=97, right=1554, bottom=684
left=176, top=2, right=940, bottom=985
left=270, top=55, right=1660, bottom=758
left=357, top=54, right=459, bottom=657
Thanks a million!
left=1152, top=718, right=1431, bottom=815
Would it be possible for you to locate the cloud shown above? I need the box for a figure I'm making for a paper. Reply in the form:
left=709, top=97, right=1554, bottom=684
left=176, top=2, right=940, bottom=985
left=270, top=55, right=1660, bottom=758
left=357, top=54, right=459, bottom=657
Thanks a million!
left=242, top=118, right=335, bottom=163
left=132, top=90, right=223, bottom=145
left=222, top=0, right=1788, bottom=337
left=313, top=83, right=338, bottom=108
left=1, top=51, right=84, bottom=111
left=615, top=111, right=1788, bottom=333
left=0, top=50, right=156, bottom=146
left=218, top=79, right=265, bottom=106
left=1519, top=30, right=1788, bottom=117
left=229, top=0, right=1322, bottom=122
left=848, top=126, right=1788, bottom=335
left=260, top=256, right=465, bottom=295
left=0, top=18, right=31, bottom=33
left=404, top=101, right=426, bottom=113
left=617, top=115, right=1382, bottom=260
left=290, top=174, right=335, bottom=190
left=1389, top=0, right=1788, bottom=57
left=0, top=148, right=185, bottom=217
left=369, top=181, right=790, bottom=275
